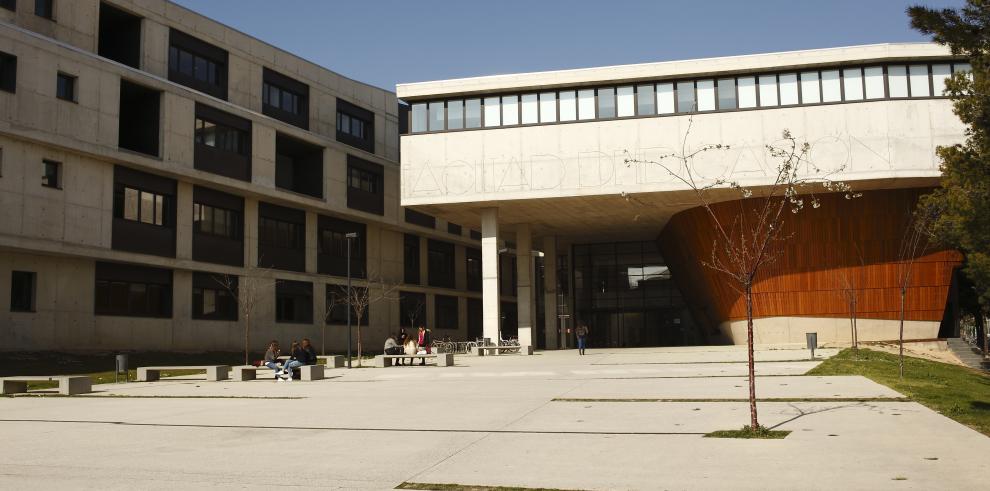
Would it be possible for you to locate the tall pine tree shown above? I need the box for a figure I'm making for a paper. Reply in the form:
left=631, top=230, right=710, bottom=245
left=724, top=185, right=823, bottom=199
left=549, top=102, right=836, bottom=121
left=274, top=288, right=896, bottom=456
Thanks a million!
left=910, top=2, right=990, bottom=315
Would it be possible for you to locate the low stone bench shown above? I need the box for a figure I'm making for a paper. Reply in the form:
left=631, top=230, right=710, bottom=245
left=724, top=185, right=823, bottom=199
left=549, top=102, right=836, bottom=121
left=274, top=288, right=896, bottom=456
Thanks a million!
left=136, top=365, right=229, bottom=382
left=232, top=364, right=324, bottom=381
left=374, top=353, right=454, bottom=367
left=471, top=345, right=534, bottom=356
left=276, top=355, right=344, bottom=368
left=0, top=376, right=92, bottom=395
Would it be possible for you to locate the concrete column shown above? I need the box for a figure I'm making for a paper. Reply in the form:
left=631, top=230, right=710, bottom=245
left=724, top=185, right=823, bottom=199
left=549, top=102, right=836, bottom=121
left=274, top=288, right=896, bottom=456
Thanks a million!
left=305, top=212, right=317, bottom=274
left=516, top=224, right=534, bottom=347
left=175, top=182, right=193, bottom=260
left=244, top=199, right=259, bottom=267
left=481, top=208, right=500, bottom=343
left=543, top=236, right=559, bottom=350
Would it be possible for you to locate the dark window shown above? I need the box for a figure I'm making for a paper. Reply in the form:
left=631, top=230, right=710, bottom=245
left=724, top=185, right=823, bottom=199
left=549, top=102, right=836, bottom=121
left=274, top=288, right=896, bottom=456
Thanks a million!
left=119, top=80, right=160, bottom=156
left=111, top=166, right=176, bottom=258
left=435, top=295, right=459, bottom=330
left=10, top=271, right=36, bottom=312
left=467, top=298, right=483, bottom=340
left=348, top=166, right=378, bottom=193
left=470, top=230, right=482, bottom=241
left=258, top=202, right=305, bottom=272
left=317, top=216, right=365, bottom=278
left=1, top=0, right=15, bottom=12
left=404, top=234, right=420, bottom=285
left=192, top=272, right=237, bottom=321
left=191, top=186, right=243, bottom=267
left=275, top=280, right=312, bottom=324
left=399, top=291, right=426, bottom=328
left=194, top=104, right=251, bottom=181
left=34, top=0, right=52, bottom=19
left=336, top=99, right=374, bottom=153
left=168, top=29, right=227, bottom=99
left=325, top=284, right=368, bottom=325
left=500, top=255, right=517, bottom=297
left=466, top=248, right=482, bottom=292
left=346, top=155, right=384, bottom=215
left=447, top=222, right=462, bottom=236
left=196, top=117, right=245, bottom=154
left=98, top=3, right=142, bottom=69
left=114, top=186, right=169, bottom=226
left=194, top=203, right=238, bottom=239
left=0, top=51, right=15, bottom=93
left=262, top=68, right=308, bottom=129
left=404, top=209, right=436, bottom=229
left=56, top=72, right=75, bottom=102
left=94, top=262, right=172, bottom=318
left=275, top=133, right=323, bottom=199
left=42, top=160, right=60, bottom=188
left=428, top=239, right=455, bottom=289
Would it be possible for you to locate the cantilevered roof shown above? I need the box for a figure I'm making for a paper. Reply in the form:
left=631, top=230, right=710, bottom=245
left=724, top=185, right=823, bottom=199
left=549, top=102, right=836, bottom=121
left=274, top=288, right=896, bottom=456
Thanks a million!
left=396, top=43, right=954, bottom=100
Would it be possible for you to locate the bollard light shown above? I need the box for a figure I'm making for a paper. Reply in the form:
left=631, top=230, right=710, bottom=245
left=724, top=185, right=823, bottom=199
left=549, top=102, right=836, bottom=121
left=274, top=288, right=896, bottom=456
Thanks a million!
left=806, top=332, right=818, bottom=360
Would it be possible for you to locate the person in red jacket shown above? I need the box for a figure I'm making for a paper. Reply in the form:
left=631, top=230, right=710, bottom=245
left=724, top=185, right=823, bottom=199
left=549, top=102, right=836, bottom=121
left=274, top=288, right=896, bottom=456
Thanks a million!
left=417, top=325, right=432, bottom=365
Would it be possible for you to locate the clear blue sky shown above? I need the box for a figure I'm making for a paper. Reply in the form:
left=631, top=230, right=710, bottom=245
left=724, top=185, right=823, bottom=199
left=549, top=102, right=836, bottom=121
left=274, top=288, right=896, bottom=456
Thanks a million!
left=172, top=0, right=964, bottom=93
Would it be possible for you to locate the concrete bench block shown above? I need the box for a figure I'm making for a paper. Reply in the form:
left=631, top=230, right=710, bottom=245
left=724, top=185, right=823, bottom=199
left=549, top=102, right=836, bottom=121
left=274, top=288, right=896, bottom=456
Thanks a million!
left=61, top=376, right=92, bottom=395
left=374, top=355, right=390, bottom=368
left=1, top=379, right=28, bottom=395
left=232, top=366, right=261, bottom=381
left=299, top=364, right=324, bottom=381
left=136, top=366, right=230, bottom=382
left=0, top=376, right=92, bottom=395
left=437, top=353, right=454, bottom=366
left=321, top=355, right=344, bottom=368
left=521, top=345, right=534, bottom=355
left=471, top=346, right=483, bottom=356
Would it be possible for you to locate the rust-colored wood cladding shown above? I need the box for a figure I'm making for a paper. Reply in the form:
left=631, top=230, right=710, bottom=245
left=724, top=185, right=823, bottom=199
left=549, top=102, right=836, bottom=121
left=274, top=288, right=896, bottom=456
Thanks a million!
left=659, top=188, right=962, bottom=329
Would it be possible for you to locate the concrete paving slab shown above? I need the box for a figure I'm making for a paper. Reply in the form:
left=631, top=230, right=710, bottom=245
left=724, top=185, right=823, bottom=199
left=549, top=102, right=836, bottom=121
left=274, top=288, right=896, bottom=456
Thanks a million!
left=0, top=346, right=984, bottom=490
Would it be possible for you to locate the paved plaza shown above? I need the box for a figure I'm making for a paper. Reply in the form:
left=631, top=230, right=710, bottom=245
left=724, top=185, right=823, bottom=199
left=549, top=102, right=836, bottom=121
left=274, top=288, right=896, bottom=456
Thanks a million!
left=1, top=346, right=988, bottom=490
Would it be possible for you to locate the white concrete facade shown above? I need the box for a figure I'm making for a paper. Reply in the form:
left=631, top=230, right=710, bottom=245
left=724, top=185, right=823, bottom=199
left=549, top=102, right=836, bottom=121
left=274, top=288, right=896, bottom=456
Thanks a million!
left=0, top=0, right=484, bottom=352
left=398, top=43, right=968, bottom=347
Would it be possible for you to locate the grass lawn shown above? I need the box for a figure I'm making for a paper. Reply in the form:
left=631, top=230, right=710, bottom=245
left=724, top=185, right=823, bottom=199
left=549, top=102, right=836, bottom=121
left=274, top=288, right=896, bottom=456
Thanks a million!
left=807, top=348, right=990, bottom=436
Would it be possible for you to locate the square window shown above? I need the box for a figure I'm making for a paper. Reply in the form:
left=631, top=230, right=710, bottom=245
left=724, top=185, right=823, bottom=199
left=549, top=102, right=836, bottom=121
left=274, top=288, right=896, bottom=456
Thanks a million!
left=0, top=51, right=15, bottom=93
left=56, top=72, right=76, bottom=102
left=42, top=159, right=60, bottom=189
left=34, top=0, right=52, bottom=19
left=11, top=271, right=36, bottom=312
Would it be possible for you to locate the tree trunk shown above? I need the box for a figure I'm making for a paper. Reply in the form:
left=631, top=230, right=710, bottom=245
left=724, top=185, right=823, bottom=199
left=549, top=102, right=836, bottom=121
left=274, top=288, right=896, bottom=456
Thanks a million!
left=322, top=324, right=326, bottom=356
left=849, top=299, right=855, bottom=349
left=899, top=287, right=906, bottom=378
left=852, top=297, right=858, bottom=350
left=983, top=315, right=989, bottom=360
left=244, top=313, right=250, bottom=366
left=745, top=283, right=759, bottom=430
left=356, top=321, right=363, bottom=367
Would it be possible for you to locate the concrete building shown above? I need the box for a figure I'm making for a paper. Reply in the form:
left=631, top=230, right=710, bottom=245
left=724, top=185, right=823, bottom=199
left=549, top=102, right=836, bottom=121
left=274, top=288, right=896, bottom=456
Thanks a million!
left=0, top=0, right=485, bottom=352
left=398, top=43, right=969, bottom=348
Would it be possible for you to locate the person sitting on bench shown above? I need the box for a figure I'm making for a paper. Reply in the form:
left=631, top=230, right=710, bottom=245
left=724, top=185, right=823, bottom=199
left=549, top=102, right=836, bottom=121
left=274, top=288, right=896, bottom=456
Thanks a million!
left=384, top=335, right=405, bottom=365
left=280, top=341, right=302, bottom=381
left=263, top=340, right=282, bottom=381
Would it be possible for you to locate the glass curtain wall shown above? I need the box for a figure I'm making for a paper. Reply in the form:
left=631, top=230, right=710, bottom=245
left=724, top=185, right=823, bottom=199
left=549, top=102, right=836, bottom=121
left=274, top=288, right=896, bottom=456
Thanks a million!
left=572, top=241, right=696, bottom=347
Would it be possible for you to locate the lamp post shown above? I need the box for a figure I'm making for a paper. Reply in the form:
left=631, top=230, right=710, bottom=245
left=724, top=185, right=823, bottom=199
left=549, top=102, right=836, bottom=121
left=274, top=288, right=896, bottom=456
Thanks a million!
left=345, top=232, right=358, bottom=368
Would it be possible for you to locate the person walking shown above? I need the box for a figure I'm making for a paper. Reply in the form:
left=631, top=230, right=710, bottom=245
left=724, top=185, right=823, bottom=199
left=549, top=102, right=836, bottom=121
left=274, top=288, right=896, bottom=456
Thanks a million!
left=280, top=341, right=303, bottom=381
left=576, top=323, right=589, bottom=355
left=263, top=340, right=282, bottom=381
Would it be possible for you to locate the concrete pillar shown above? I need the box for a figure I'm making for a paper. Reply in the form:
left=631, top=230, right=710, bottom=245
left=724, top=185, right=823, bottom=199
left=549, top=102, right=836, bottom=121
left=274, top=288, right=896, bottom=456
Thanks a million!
left=481, top=208, right=500, bottom=343
left=244, top=199, right=259, bottom=267
left=175, top=182, right=193, bottom=260
left=305, top=212, right=317, bottom=274
left=543, top=236, right=559, bottom=350
left=516, top=224, right=534, bottom=347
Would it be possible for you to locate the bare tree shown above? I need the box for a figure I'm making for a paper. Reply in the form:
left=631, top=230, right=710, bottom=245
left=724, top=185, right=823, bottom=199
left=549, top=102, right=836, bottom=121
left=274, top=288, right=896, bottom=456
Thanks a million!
left=404, top=295, right=426, bottom=330
left=341, top=271, right=401, bottom=367
left=895, top=204, right=940, bottom=378
left=626, top=121, right=855, bottom=432
left=214, top=271, right=279, bottom=365
left=836, top=245, right=865, bottom=351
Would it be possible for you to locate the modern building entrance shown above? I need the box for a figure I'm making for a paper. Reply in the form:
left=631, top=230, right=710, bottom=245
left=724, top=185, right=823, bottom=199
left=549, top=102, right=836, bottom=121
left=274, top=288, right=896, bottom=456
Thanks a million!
left=572, top=241, right=698, bottom=347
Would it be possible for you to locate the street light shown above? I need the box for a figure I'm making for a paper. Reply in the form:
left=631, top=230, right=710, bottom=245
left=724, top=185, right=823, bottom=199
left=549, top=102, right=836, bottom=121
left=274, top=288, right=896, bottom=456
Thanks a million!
left=345, top=232, right=359, bottom=368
